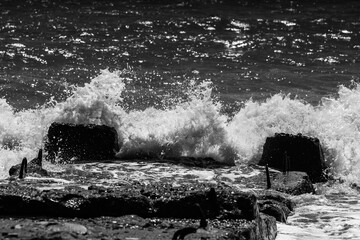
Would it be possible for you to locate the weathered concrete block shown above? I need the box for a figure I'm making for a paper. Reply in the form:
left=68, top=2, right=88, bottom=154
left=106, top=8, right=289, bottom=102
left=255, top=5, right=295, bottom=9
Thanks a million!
left=258, top=133, right=328, bottom=182
left=45, top=122, right=120, bottom=163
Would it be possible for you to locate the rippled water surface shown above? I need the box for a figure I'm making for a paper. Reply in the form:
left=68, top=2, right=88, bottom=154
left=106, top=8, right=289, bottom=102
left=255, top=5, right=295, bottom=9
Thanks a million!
left=1, top=0, right=359, bottom=109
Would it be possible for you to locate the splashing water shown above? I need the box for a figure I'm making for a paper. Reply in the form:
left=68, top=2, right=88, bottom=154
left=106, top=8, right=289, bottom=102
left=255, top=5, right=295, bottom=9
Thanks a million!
left=1, top=70, right=360, bottom=185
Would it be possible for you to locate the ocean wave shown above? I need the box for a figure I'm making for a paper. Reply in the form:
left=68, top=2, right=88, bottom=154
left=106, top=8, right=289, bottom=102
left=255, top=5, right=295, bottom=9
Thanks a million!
left=1, top=70, right=360, bottom=183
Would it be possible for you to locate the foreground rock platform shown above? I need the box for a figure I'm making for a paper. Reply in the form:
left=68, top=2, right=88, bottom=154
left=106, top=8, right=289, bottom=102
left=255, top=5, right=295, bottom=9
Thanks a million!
left=0, top=161, right=313, bottom=239
left=0, top=215, right=275, bottom=240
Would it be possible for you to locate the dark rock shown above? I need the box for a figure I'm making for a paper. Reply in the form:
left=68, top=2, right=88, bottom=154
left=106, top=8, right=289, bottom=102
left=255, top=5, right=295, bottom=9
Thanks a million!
left=45, top=122, right=120, bottom=163
left=9, top=149, right=48, bottom=178
left=258, top=133, right=328, bottom=182
left=258, top=191, right=295, bottom=212
left=235, top=192, right=259, bottom=221
left=258, top=201, right=287, bottom=222
left=19, top=157, right=27, bottom=179
left=151, top=186, right=220, bottom=219
left=0, top=181, right=279, bottom=240
left=0, top=216, right=276, bottom=240
left=0, top=183, right=259, bottom=221
left=258, top=191, right=295, bottom=223
left=229, top=214, right=277, bottom=240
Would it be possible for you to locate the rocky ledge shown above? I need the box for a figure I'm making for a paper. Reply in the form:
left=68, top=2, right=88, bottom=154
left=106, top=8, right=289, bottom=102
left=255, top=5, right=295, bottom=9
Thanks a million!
left=0, top=181, right=281, bottom=240
left=0, top=159, right=315, bottom=240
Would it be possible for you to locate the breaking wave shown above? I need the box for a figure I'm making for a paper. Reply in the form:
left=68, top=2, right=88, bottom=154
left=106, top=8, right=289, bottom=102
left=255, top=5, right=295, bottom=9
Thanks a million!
left=1, top=70, right=360, bottom=184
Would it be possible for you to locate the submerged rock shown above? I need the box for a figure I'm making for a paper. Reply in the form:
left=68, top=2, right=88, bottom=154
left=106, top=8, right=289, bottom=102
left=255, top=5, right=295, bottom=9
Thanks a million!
left=45, top=122, right=120, bottom=163
left=258, top=133, right=328, bottom=182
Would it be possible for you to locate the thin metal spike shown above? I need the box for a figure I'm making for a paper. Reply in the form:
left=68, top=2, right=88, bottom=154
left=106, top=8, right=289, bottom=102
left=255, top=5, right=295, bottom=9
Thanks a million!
left=266, top=164, right=271, bottom=189
left=37, top=149, right=43, bottom=167
left=19, top=157, right=27, bottom=179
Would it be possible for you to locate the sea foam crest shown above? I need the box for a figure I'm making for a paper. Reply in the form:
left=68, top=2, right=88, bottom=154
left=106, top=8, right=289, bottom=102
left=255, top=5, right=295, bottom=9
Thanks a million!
left=1, top=70, right=360, bottom=184
left=118, top=80, right=237, bottom=163
left=226, top=82, right=360, bottom=183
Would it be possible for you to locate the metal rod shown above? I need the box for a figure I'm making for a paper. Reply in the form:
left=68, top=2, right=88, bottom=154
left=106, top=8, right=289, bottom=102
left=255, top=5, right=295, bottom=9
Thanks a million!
left=266, top=164, right=271, bottom=189
left=37, top=149, right=43, bottom=167
left=19, top=157, right=27, bottom=179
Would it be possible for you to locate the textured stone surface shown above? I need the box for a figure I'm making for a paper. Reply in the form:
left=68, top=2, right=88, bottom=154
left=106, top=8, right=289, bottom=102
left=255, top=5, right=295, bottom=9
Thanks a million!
left=257, top=190, right=295, bottom=223
left=0, top=215, right=276, bottom=240
left=0, top=182, right=259, bottom=220
left=0, top=182, right=279, bottom=240
left=258, top=133, right=328, bottom=182
left=45, top=122, right=120, bottom=163
left=1, top=160, right=306, bottom=239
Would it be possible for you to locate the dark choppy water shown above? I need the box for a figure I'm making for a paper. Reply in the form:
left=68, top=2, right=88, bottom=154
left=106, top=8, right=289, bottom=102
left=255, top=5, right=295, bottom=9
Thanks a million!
left=1, top=1, right=360, bottom=239
left=1, top=0, right=359, bottom=109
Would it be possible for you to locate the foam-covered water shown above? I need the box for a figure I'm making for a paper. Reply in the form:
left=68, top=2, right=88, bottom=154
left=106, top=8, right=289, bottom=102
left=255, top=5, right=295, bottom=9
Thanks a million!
left=278, top=184, right=360, bottom=239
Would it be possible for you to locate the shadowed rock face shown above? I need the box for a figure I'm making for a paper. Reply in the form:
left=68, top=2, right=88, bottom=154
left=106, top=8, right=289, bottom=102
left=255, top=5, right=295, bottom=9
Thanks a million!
left=45, top=122, right=120, bottom=163
left=258, top=133, right=328, bottom=183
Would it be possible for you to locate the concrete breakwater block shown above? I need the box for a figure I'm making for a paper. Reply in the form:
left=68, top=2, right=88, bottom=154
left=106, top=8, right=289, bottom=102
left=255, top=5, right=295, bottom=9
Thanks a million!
left=45, top=122, right=120, bottom=162
left=0, top=182, right=280, bottom=240
left=258, top=133, right=328, bottom=182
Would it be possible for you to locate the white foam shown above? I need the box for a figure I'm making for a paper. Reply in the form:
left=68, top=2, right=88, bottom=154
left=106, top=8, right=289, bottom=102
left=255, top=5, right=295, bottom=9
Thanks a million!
left=277, top=185, right=360, bottom=240
left=2, top=70, right=360, bottom=184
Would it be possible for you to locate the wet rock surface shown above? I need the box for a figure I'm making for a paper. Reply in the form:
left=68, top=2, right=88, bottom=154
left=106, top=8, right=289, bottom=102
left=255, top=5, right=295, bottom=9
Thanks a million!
left=0, top=181, right=277, bottom=239
left=45, top=122, right=120, bottom=163
left=0, top=160, right=316, bottom=239
left=258, top=133, right=328, bottom=182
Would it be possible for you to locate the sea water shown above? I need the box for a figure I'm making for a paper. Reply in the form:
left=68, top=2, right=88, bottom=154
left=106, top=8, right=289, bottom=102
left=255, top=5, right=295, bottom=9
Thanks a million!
left=1, top=0, right=360, bottom=239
